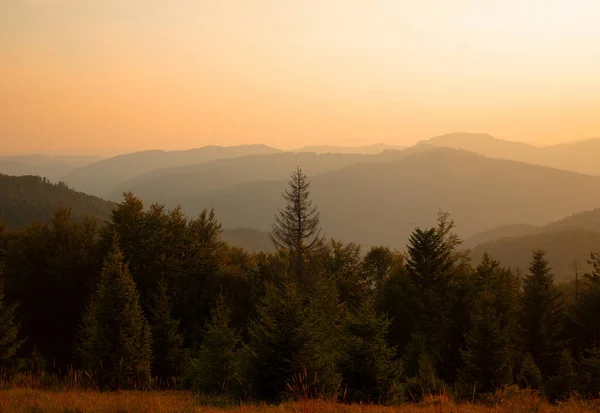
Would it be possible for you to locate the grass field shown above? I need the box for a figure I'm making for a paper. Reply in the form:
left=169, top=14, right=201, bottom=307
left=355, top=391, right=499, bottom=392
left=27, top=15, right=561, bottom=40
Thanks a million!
left=1, top=390, right=599, bottom=413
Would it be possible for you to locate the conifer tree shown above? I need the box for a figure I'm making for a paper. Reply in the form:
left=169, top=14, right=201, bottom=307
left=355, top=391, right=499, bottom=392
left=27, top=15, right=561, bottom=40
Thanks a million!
left=79, top=243, right=152, bottom=390
left=270, top=167, right=323, bottom=284
left=518, top=353, right=543, bottom=390
left=520, top=250, right=565, bottom=378
left=248, top=275, right=336, bottom=401
left=0, top=270, right=22, bottom=363
left=190, top=294, right=242, bottom=395
left=566, top=253, right=600, bottom=356
left=148, top=282, right=184, bottom=381
left=580, top=346, right=600, bottom=397
left=546, top=349, right=578, bottom=401
left=337, top=299, right=401, bottom=403
left=459, top=254, right=519, bottom=393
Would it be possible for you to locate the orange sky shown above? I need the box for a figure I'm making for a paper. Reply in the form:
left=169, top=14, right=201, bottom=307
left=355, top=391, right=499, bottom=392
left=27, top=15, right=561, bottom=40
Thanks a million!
left=1, top=0, right=600, bottom=155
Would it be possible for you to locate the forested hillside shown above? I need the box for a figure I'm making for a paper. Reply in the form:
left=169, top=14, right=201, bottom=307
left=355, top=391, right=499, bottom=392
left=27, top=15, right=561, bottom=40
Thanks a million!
left=1, top=167, right=599, bottom=404
left=0, top=174, right=114, bottom=228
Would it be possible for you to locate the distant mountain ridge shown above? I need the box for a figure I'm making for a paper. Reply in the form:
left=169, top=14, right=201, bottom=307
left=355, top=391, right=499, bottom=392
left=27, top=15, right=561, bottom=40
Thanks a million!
left=153, top=147, right=600, bottom=249
left=422, top=132, right=600, bottom=176
left=60, top=144, right=281, bottom=196
left=293, top=143, right=406, bottom=154
left=0, top=155, right=104, bottom=181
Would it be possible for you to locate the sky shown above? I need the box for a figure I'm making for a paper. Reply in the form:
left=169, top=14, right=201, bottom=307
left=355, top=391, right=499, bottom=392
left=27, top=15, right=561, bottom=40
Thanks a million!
left=1, top=0, right=600, bottom=155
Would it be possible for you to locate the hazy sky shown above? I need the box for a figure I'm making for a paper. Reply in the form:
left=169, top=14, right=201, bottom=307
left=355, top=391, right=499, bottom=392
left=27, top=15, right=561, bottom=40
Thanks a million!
left=1, top=0, right=600, bottom=155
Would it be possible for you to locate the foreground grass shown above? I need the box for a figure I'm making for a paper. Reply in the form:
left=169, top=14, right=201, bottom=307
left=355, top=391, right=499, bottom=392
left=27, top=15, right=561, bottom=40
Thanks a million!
left=1, top=390, right=600, bottom=413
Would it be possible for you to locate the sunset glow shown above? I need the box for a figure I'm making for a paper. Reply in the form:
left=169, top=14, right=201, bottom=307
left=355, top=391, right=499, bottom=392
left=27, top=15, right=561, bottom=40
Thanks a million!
left=1, top=0, right=599, bottom=154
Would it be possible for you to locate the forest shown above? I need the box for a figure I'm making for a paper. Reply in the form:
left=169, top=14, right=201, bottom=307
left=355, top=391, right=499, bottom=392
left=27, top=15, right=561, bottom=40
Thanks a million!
left=0, top=166, right=599, bottom=405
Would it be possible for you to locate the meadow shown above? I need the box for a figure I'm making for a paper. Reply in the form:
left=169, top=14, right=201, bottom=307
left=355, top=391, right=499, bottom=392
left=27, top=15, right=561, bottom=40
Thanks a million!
left=1, top=389, right=599, bottom=413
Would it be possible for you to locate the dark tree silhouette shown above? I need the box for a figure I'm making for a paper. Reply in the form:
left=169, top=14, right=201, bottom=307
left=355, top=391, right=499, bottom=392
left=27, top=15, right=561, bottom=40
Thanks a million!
left=270, top=167, right=323, bottom=282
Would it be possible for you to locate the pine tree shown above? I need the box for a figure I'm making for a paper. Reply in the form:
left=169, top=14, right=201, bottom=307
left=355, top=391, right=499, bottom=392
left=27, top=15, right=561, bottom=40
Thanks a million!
left=0, top=270, right=22, bottom=363
left=337, top=299, right=401, bottom=403
left=148, top=282, right=184, bottom=381
left=580, top=346, right=600, bottom=397
left=79, top=243, right=152, bottom=390
left=566, top=253, right=600, bottom=356
left=459, top=294, right=513, bottom=393
left=518, top=353, right=543, bottom=390
left=270, top=167, right=323, bottom=284
left=248, top=275, right=336, bottom=401
left=458, top=254, right=519, bottom=393
left=546, top=349, right=578, bottom=401
left=190, top=294, right=242, bottom=395
left=520, top=250, right=565, bottom=378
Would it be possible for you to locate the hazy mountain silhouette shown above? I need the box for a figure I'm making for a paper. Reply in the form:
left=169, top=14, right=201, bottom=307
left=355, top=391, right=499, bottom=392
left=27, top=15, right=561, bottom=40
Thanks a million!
left=104, top=149, right=427, bottom=201
left=0, top=155, right=103, bottom=181
left=60, top=144, right=280, bottom=196
left=221, top=228, right=273, bottom=252
left=541, top=138, right=600, bottom=176
left=293, top=143, right=406, bottom=154
left=471, top=228, right=600, bottom=282
left=153, top=148, right=600, bottom=249
left=422, top=132, right=600, bottom=176
left=463, top=224, right=540, bottom=249
left=0, top=174, right=114, bottom=228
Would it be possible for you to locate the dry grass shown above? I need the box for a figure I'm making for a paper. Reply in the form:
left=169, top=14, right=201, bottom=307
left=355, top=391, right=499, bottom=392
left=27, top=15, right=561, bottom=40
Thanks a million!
left=0, top=390, right=599, bottom=413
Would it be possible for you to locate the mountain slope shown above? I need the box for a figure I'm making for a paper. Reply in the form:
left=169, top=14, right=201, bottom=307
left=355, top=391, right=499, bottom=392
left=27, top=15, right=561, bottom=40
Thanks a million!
left=105, top=150, right=417, bottom=201
left=463, top=224, right=540, bottom=249
left=0, top=155, right=103, bottom=181
left=471, top=228, right=600, bottom=282
left=293, top=143, right=406, bottom=154
left=541, top=138, right=600, bottom=176
left=422, top=132, right=600, bottom=176
left=156, top=148, right=600, bottom=249
left=419, top=133, right=540, bottom=162
left=61, top=144, right=280, bottom=196
left=0, top=174, right=115, bottom=228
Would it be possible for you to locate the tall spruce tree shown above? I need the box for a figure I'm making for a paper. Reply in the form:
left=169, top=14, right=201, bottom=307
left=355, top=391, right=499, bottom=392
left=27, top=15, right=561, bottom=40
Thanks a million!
left=458, top=254, right=519, bottom=393
left=248, top=275, right=338, bottom=401
left=190, top=294, right=242, bottom=395
left=519, top=250, right=565, bottom=378
left=566, top=252, right=600, bottom=357
left=0, top=269, right=22, bottom=363
left=337, top=299, right=401, bottom=403
left=79, top=243, right=152, bottom=390
left=148, top=282, right=184, bottom=381
left=270, top=167, right=323, bottom=284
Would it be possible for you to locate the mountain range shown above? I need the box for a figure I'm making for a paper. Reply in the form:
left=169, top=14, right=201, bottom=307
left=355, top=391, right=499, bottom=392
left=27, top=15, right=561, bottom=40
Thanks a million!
left=3, top=132, right=600, bottom=279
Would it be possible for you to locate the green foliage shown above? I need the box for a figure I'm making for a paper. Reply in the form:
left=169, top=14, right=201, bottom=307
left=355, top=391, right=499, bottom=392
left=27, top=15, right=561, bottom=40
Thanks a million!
left=519, top=250, right=565, bottom=378
left=1, top=208, right=102, bottom=368
left=337, top=299, right=401, bottom=403
left=580, top=347, right=600, bottom=397
left=247, top=275, right=338, bottom=401
left=546, top=349, right=578, bottom=402
left=79, top=243, right=152, bottom=390
left=324, top=240, right=368, bottom=309
left=518, top=353, right=543, bottom=390
left=362, top=246, right=404, bottom=293
left=148, top=283, right=185, bottom=381
left=404, top=352, right=447, bottom=401
left=103, top=193, right=224, bottom=347
left=0, top=271, right=22, bottom=363
left=458, top=254, right=519, bottom=394
left=187, top=295, right=243, bottom=395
